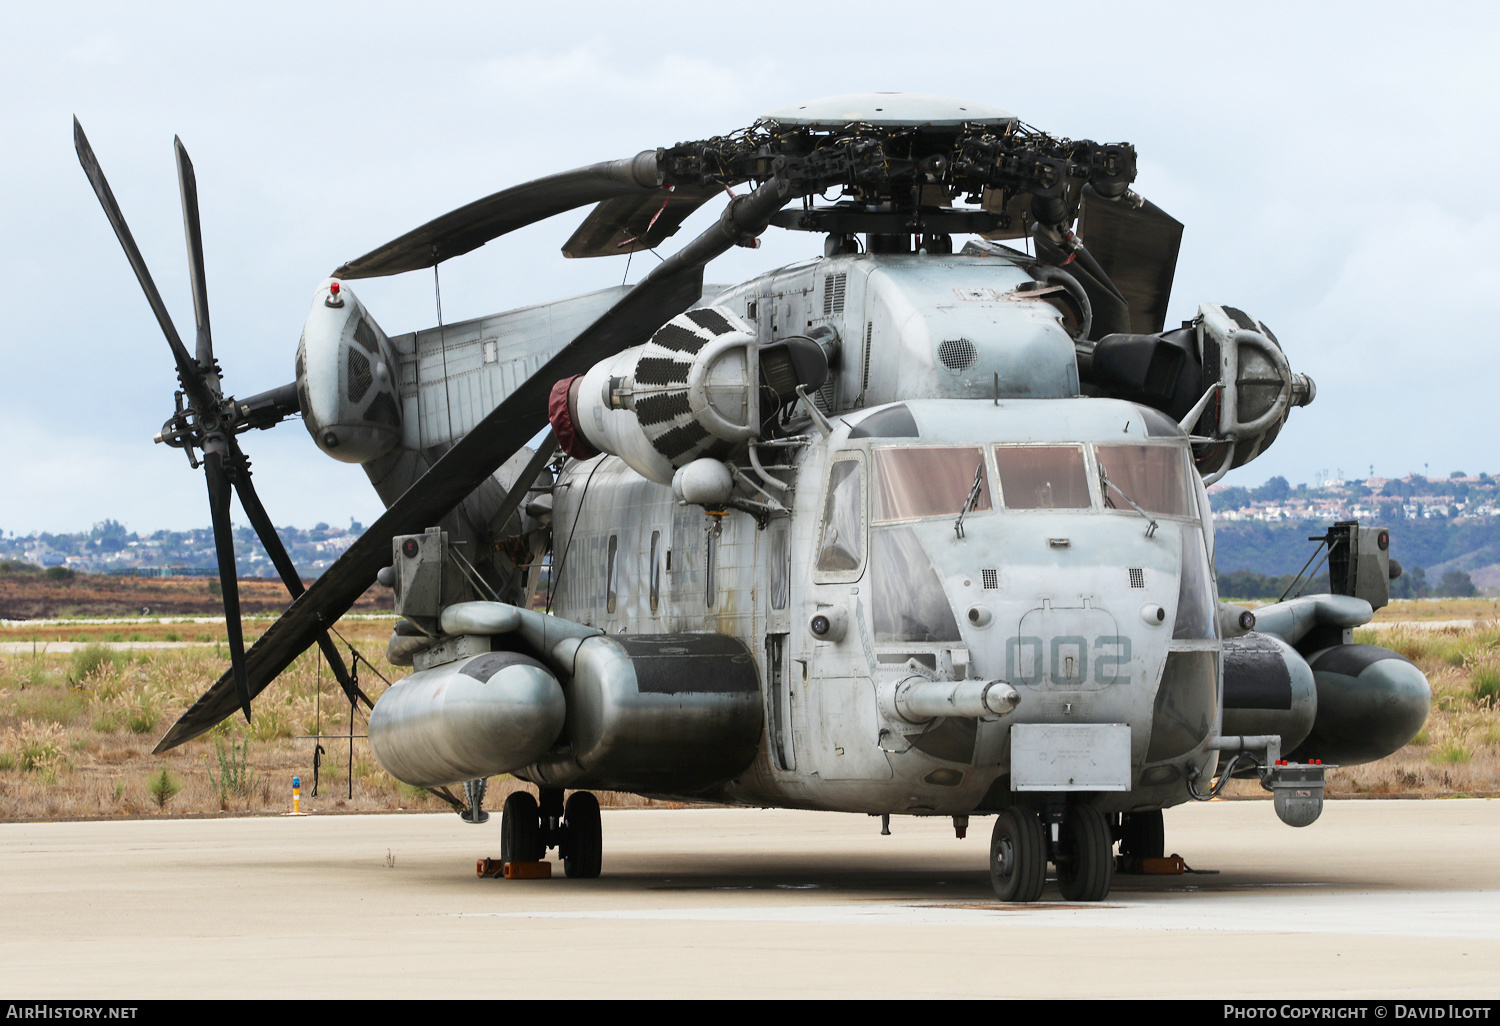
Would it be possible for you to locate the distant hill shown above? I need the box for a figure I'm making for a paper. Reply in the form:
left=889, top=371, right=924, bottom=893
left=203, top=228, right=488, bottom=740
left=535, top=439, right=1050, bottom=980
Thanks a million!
left=1214, top=519, right=1500, bottom=596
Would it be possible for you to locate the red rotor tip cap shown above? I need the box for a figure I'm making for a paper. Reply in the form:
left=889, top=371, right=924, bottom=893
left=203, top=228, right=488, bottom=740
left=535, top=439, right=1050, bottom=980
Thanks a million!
left=330, top=282, right=340, bottom=294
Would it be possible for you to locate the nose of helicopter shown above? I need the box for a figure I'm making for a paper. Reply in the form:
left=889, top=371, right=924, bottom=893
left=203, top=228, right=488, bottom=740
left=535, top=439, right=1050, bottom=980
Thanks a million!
left=901, top=512, right=1214, bottom=772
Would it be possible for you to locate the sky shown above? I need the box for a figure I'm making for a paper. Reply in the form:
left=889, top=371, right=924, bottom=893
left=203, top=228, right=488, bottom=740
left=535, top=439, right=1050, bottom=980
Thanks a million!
left=3, top=1, right=1498, bottom=536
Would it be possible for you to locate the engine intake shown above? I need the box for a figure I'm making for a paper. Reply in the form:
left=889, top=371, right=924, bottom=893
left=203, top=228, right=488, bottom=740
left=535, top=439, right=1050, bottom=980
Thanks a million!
left=548, top=308, right=826, bottom=485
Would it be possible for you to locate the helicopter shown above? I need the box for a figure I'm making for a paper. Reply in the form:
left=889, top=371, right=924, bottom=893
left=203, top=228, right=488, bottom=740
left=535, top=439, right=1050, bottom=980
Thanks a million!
left=75, top=93, right=1432, bottom=901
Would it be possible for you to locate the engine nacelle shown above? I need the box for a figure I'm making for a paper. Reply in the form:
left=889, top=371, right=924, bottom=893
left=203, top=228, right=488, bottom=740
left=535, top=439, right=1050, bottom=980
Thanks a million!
left=1080, top=302, right=1315, bottom=482
left=297, top=279, right=402, bottom=464
left=368, top=650, right=565, bottom=787
left=547, top=308, right=825, bottom=486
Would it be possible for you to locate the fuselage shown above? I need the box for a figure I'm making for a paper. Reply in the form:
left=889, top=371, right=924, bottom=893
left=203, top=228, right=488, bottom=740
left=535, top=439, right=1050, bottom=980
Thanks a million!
left=548, top=393, right=1221, bottom=816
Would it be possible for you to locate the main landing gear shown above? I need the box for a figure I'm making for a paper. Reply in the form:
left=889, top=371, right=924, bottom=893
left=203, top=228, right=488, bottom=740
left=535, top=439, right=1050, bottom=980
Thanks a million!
left=500, top=787, right=603, bottom=878
left=988, top=802, right=1117, bottom=902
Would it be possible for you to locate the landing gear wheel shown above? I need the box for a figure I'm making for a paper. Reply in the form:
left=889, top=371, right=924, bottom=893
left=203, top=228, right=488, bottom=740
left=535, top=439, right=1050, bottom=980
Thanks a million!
left=501, top=792, right=544, bottom=864
left=1117, top=810, right=1164, bottom=860
left=562, top=791, right=602, bottom=879
left=1056, top=804, right=1114, bottom=902
left=989, top=807, right=1046, bottom=902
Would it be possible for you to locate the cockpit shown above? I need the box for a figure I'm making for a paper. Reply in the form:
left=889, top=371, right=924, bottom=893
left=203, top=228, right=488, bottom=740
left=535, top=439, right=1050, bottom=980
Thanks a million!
left=813, top=399, right=1218, bottom=662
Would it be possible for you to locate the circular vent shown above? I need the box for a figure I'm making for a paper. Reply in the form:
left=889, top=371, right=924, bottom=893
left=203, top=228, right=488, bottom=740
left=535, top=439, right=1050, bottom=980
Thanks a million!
left=938, top=337, right=977, bottom=370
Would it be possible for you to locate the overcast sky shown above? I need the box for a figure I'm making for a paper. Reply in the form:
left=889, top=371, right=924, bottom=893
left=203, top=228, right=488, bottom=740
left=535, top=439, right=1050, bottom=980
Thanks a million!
left=3, top=1, right=1497, bottom=536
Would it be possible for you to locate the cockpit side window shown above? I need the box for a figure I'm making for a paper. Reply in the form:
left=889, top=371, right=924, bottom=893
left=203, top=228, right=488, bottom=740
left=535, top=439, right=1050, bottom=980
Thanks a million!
left=1096, top=444, right=1196, bottom=518
left=993, top=445, right=1091, bottom=510
left=873, top=446, right=991, bottom=523
left=816, top=457, right=865, bottom=573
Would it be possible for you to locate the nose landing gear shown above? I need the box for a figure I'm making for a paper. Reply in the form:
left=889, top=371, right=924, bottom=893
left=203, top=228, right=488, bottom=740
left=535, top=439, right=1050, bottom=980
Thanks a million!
left=988, top=802, right=1116, bottom=902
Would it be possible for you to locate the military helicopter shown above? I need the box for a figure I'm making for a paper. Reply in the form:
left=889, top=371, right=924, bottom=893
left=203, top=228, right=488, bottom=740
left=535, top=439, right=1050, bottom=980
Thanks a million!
left=75, top=93, right=1432, bottom=901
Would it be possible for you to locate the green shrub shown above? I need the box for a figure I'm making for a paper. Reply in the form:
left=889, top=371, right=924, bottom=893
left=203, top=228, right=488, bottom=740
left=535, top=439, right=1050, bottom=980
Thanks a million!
left=207, top=735, right=255, bottom=807
left=1471, top=664, right=1500, bottom=705
left=70, top=643, right=121, bottom=682
left=125, top=708, right=158, bottom=735
left=1433, top=740, right=1472, bottom=764
left=148, top=767, right=181, bottom=809
left=249, top=707, right=292, bottom=742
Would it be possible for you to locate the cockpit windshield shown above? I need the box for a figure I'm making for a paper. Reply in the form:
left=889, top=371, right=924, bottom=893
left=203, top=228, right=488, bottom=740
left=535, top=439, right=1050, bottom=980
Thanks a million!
left=873, top=446, right=992, bottom=522
left=993, top=445, right=1091, bottom=509
left=1096, top=444, right=1196, bottom=518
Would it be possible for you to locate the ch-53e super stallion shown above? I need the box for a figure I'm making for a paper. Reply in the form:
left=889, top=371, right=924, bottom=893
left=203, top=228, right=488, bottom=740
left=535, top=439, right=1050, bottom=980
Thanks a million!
left=75, top=93, right=1431, bottom=901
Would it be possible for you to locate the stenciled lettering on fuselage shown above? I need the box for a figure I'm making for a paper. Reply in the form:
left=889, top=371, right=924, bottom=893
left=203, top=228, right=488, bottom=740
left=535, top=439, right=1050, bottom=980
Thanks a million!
left=1005, top=635, right=1132, bottom=687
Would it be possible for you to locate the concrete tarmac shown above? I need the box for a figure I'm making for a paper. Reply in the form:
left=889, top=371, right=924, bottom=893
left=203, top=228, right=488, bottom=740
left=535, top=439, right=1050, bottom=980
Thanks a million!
left=1, top=799, right=1497, bottom=1000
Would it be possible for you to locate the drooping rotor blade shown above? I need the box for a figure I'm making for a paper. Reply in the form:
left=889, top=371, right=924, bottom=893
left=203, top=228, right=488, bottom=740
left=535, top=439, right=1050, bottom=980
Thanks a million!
left=1077, top=184, right=1184, bottom=335
left=73, top=118, right=213, bottom=410
left=223, top=440, right=370, bottom=709
left=562, top=184, right=721, bottom=259
left=204, top=450, right=251, bottom=722
left=333, top=153, right=670, bottom=280
left=490, top=430, right=559, bottom=543
left=174, top=137, right=214, bottom=369
left=155, top=177, right=794, bottom=751
left=1033, top=232, right=1131, bottom=340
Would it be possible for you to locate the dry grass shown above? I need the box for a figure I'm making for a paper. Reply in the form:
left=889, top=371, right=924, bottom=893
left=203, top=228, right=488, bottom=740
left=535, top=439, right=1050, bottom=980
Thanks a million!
left=0, top=617, right=687, bottom=820
left=0, top=573, right=392, bottom=620
left=1218, top=619, right=1500, bottom=797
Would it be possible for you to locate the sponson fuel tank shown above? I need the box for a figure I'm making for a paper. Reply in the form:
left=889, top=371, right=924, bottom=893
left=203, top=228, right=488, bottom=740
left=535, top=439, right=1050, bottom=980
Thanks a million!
left=368, top=650, right=565, bottom=788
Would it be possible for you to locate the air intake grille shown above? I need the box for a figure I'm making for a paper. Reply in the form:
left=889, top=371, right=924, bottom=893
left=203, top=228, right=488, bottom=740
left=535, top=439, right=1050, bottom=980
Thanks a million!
left=347, top=347, right=373, bottom=403
left=823, top=273, right=847, bottom=314
left=938, top=337, right=977, bottom=370
left=981, top=568, right=999, bottom=589
left=860, top=321, right=873, bottom=398
left=1129, top=567, right=1145, bottom=588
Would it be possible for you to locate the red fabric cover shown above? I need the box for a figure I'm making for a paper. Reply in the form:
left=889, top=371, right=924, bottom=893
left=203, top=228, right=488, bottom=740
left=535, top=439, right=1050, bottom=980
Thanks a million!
left=548, top=375, right=600, bottom=460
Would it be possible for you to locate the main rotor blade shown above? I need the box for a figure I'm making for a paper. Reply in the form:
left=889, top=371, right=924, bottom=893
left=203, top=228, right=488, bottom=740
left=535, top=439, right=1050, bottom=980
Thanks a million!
left=224, top=440, right=370, bottom=709
left=204, top=450, right=251, bottom=722
left=155, top=177, right=794, bottom=751
left=73, top=118, right=212, bottom=411
left=174, top=137, right=214, bottom=369
left=333, top=153, right=667, bottom=280
left=1077, top=184, right=1184, bottom=335
left=562, top=184, right=721, bottom=259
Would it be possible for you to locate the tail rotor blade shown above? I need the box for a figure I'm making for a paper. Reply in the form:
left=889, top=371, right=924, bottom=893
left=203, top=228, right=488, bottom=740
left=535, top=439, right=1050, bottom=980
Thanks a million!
left=225, top=443, right=370, bottom=708
left=205, top=450, right=251, bottom=722
left=174, top=136, right=215, bottom=369
left=73, top=117, right=210, bottom=408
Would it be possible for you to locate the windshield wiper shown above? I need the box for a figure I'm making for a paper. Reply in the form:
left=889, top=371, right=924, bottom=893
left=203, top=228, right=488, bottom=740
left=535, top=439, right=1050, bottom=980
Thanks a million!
left=955, top=463, right=985, bottom=539
left=1099, top=466, right=1159, bottom=538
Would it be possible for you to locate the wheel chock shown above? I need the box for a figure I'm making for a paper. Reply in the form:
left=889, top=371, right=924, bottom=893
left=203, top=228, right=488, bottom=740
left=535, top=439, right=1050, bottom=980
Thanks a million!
left=1116, top=854, right=1188, bottom=875
left=477, top=858, right=553, bottom=879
